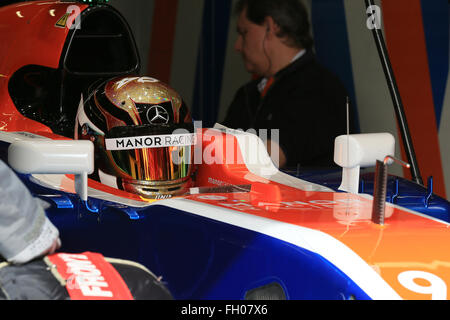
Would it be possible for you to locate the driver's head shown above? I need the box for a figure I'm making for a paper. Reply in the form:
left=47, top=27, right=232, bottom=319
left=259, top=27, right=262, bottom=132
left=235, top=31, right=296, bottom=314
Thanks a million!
left=75, top=76, right=195, bottom=199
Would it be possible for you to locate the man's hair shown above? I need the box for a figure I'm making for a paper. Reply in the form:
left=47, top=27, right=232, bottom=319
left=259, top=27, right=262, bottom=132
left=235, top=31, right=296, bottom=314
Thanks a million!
left=235, top=0, right=313, bottom=50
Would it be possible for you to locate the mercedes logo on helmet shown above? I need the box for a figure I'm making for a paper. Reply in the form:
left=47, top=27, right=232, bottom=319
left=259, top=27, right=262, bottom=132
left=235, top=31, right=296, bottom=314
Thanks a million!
left=146, top=105, right=170, bottom=124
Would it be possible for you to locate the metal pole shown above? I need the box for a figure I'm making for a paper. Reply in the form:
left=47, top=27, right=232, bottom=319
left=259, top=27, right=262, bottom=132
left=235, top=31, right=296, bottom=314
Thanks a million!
left=365, top=0, right=423, bottom=185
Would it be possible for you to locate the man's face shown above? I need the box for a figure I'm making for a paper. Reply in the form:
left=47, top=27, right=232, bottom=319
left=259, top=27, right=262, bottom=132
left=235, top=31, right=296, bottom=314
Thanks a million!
left=234, top=8, right=270, bottom=77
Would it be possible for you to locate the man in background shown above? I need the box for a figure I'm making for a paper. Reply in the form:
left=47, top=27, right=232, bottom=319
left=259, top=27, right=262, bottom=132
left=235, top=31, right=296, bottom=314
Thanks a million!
left=222, top=0, right=355, bottom=169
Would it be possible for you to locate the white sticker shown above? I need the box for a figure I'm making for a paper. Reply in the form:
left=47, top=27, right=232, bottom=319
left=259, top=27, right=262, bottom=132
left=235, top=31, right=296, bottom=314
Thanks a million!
left=105, top=133, right=196, bottom=150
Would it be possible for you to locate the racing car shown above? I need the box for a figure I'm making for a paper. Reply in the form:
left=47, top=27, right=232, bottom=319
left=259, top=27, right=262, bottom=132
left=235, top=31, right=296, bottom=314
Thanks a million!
left=0, top=0, right=449, bottom=300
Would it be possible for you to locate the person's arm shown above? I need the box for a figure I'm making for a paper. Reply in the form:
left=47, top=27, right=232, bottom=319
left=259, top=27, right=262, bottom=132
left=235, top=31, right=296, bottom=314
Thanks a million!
left=0, top=159, right=60, bottom=264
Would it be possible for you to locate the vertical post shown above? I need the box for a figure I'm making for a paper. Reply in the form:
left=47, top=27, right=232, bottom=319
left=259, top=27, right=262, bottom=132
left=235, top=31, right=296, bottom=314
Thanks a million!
left=365, top=0, right=423, bottom=186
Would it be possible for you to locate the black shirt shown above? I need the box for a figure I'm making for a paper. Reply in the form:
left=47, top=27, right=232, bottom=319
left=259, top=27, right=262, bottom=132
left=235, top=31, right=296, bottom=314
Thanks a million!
left=222, top=50, right=355, bottom=168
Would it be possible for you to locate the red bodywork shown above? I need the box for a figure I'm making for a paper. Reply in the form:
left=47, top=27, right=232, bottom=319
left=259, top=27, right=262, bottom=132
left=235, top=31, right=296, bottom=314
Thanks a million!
left=0, top=1, right=87, bottom=133
left=1, top=1, right=450, bottom=301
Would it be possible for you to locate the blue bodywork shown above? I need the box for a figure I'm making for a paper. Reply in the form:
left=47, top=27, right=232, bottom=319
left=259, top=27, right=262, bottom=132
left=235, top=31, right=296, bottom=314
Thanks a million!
left=12, top=171, right=370, bottom=299
left=292, top=168, right=450, bottom=223
left=1, top=1, right=448, bottom=301
left=1, top=141, right=447, bottom=299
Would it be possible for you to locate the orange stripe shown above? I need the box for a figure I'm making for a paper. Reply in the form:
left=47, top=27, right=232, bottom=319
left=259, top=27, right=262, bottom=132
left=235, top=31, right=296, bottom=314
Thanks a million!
left=147, top=0, right=179, bottom=83
left=190, top=131, right=450, bottom=299
left=382, top=0, right=446, bottom=198
left=188, top=186, right=450, bottom=300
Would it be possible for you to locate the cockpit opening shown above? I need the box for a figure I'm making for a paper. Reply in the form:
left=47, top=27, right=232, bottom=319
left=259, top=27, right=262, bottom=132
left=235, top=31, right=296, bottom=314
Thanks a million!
left=8, top=5, right=140, bottom=137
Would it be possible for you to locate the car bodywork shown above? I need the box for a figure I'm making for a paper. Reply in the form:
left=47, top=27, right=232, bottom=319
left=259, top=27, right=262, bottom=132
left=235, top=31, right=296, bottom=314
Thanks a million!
left=0, top=1, right=449, bottom=300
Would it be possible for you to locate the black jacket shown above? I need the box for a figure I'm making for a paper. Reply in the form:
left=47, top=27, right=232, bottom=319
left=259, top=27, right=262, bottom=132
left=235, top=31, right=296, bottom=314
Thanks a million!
left=222, top=50, right=355, bottom=168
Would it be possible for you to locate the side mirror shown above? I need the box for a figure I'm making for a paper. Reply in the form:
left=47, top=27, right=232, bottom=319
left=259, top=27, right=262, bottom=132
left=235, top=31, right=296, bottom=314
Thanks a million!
left=334, top=133, right=395, bottom=193
left=8, top=140, right=94, bottom=202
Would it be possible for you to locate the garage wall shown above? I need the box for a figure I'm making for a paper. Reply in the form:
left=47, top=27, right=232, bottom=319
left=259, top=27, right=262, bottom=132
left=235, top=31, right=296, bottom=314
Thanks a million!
left=108, top=0, right=450, bottom=199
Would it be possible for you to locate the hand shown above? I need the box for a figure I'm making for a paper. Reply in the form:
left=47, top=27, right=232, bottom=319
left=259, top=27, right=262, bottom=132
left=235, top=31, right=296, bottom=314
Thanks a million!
left=44, top=238, right=61, bottom=256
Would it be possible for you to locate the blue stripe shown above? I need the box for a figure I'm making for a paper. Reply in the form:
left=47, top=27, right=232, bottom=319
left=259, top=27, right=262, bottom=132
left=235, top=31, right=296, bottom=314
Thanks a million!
left=192, top=0, right=232, bottom=127
left=420, top=0, right=449, bottom=128
left=310, top=0, right=360, bottom=133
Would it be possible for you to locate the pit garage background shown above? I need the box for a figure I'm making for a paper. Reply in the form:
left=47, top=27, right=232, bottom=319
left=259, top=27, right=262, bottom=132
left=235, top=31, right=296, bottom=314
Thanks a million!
left=87, top=0, right=450, bottom=200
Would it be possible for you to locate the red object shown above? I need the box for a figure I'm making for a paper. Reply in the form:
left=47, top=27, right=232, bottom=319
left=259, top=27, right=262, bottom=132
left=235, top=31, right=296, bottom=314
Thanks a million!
left=0, top=1, right=88, bottom=133
left=47, top=252, right=133, bottom=300
left=382, top=0, right=446, bottom=198
left=147, top=0, right=179, bottom=83
left=260, top=77, right=275, bottom=98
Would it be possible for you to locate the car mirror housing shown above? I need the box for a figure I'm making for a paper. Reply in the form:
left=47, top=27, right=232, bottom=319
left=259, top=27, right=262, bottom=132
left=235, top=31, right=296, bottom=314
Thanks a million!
left=8, top=139, right=94, bottom=202
left=334, top=133, right=395, bottom=194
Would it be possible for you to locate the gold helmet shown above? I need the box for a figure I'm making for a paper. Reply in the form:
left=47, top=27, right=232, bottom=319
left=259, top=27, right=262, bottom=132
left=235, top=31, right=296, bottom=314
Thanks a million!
left=75, top=76, right=195, bottom=199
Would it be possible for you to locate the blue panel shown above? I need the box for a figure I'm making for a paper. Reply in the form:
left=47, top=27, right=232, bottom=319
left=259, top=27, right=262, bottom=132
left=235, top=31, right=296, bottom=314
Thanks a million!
left=311, top=0, right=360, bottom=133
left=192, top=0, right=232, bottom=127
left=420, top=0, right=449, bottom=128
left=45, top=197, right=371, bottom=300
left=3, top=137, right=447, bottom=300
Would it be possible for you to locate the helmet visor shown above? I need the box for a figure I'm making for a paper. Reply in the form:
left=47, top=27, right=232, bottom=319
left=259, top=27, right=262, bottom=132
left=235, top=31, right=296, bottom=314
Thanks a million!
left=104, top=123, right=196, bottom=183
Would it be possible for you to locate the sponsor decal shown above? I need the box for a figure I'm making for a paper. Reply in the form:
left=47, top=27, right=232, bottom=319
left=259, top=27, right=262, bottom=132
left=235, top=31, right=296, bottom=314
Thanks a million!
left=105, top=133, right=197, bottom=150
left=146, top=105, right=170, bottom=124
left=47, top=252, right=133, bottom=300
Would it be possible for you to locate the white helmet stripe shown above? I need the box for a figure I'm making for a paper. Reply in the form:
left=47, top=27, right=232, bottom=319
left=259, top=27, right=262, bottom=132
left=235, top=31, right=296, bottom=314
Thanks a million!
left=75, top=93, right=105, bottom=137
